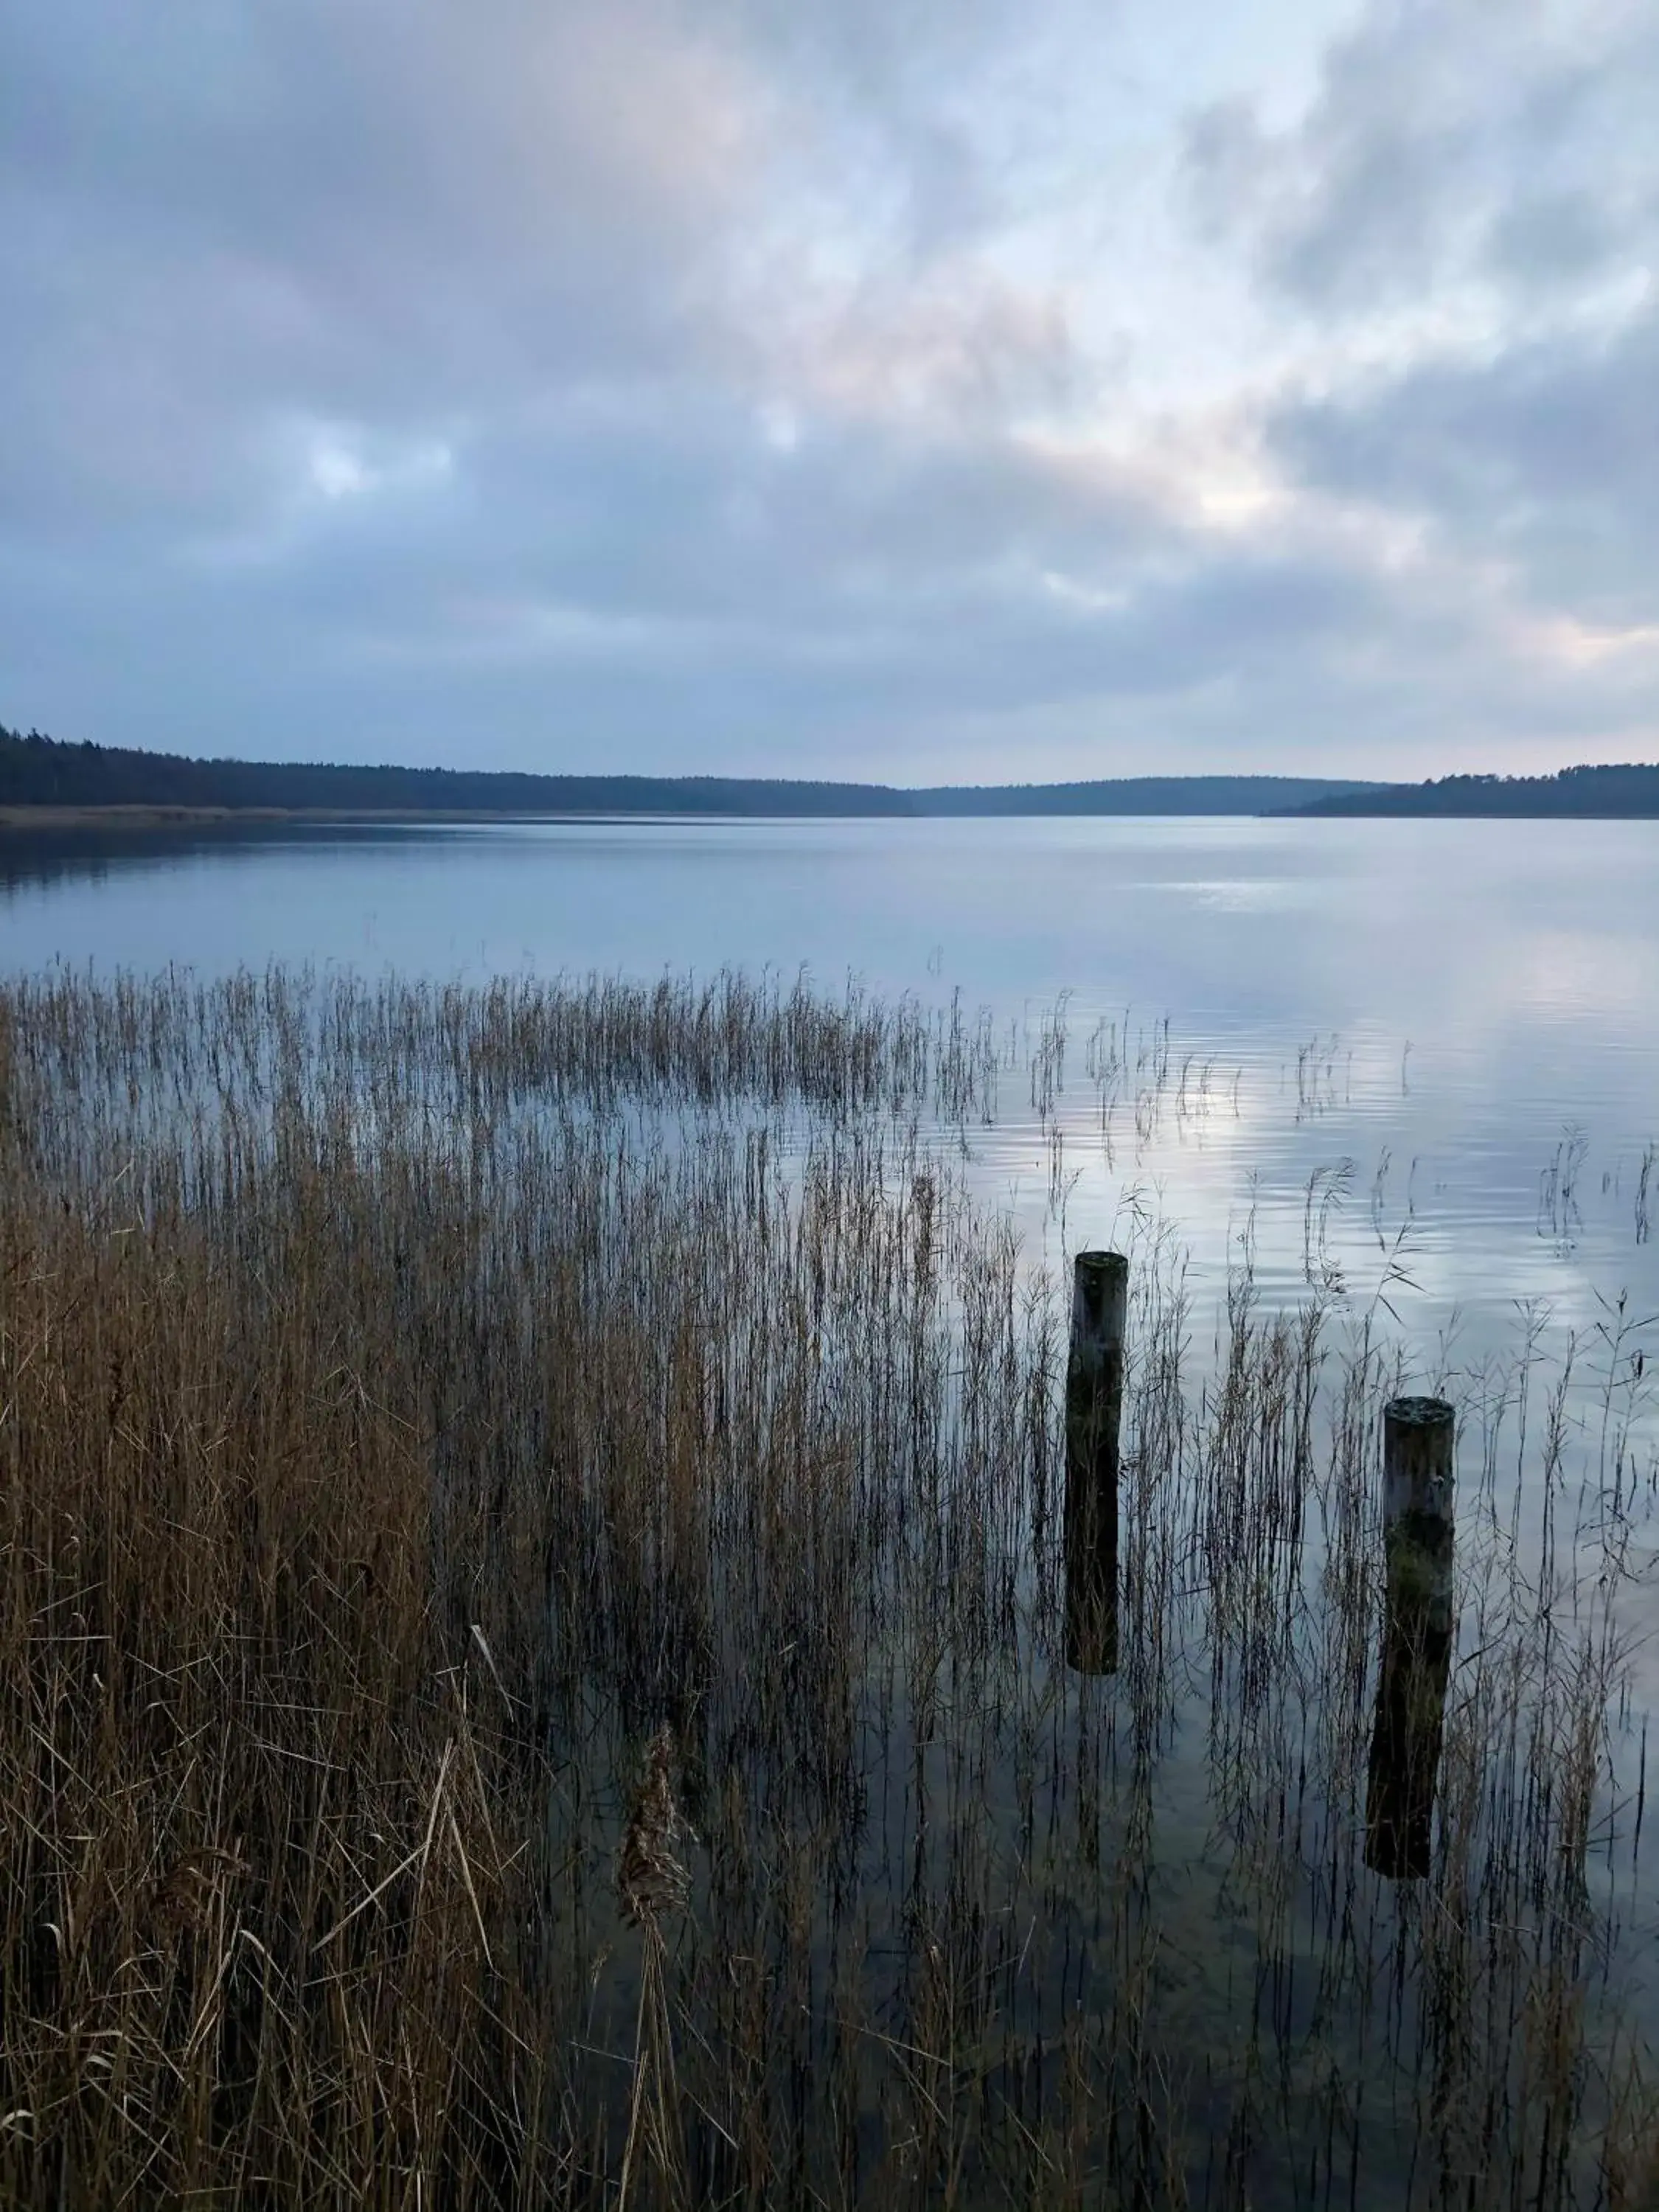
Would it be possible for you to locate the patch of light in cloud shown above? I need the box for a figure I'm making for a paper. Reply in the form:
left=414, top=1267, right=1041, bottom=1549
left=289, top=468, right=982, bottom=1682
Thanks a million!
left=758, top=400, right=801, bottom=452
left=299, top=424, right=455, bottom=508
left=308, top=440, right=369, bottom=501
left=1522, top=614, right=1659, bottom=671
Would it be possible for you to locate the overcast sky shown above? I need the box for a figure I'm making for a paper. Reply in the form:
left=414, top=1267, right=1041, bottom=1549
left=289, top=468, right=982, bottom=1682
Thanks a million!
left=1, top=0, right=1655, bottom=781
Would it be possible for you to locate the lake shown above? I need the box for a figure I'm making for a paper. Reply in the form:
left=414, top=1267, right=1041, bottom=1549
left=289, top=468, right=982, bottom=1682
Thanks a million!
left=4, top=810, right=1658, bottom=2206
left=6, top=812, right=1657, bottom=1335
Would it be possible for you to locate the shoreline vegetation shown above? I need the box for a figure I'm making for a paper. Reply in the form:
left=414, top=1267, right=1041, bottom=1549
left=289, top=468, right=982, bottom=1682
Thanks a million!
left=1, top=965, right=1654, bottom=2208
left=6, top=722, right=1659, bottom=822
left=1290, top=762, right=1659, bottom=818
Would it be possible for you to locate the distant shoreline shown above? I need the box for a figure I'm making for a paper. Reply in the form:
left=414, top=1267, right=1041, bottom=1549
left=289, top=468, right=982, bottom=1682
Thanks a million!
left=0, top=804, right=721, bottom=830
left=6, top=799, right=1659, bottom=832
left=0, top=729, right=1387, bottom=819
left=6, top=726, right=1659, bottom=822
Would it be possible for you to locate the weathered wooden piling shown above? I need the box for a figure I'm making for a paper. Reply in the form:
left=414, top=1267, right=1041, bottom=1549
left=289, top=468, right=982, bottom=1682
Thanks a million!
left=1063, top=1250, right=1127, bottom=1673
left=1365, top=1394, right=1455, bottom=1879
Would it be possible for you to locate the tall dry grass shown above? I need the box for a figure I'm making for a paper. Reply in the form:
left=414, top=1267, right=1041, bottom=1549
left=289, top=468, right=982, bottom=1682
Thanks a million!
left=0, top=967, right=1652, bottom=2208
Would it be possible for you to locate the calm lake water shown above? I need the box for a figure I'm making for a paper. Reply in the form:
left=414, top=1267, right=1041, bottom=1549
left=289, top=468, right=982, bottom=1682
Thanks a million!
left=6, top=813, right=1657, bottom=1338
left=7, top=813, right=1658, bottom=2202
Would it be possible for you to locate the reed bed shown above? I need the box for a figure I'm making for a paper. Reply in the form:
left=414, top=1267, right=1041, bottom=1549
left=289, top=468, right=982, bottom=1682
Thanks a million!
left=0, top=969, right=1653, bottom=2210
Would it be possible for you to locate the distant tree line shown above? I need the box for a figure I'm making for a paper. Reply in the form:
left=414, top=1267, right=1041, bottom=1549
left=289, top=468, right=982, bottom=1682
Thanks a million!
left=897, top=776, right=1388, bottom=814
left=0, top=725, right=1391, bottom=817
left=10, top=720, right=1657, bottom=820
left=1290, top=765, right=1659, bottom=818
left=0, top=725, right=915, bottom=816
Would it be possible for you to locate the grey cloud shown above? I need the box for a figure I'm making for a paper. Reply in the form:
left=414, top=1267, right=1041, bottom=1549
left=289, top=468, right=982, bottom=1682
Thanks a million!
left=0, top=0, right=765, bottom=539
left=1484, top=191, right=1624, bottom=291
left=5, top=364, right=1645, bottom=785
left=723, top=0, right=1094, bottom=254
left=1273, top=308, right=1659, bottom=625
left=1183, top=0, right=1659, bottom=312
left=0, top=0, right=1096, bottom=548
left=1, top=0, right=1654, bottom=784
left=1180, top=101, right=1276, bottom=243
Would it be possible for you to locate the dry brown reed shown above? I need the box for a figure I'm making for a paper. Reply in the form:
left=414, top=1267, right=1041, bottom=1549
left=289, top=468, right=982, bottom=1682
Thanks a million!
left=0, top=966, right=1652, bottom=2208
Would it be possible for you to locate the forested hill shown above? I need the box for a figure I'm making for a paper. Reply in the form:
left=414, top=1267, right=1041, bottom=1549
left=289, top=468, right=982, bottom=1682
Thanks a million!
left=0, top=726, right=908, bottom=816
left=1287, top=765, right=1659, bottom=818
left=0, top=726, right=1381, bottom=815
left=902, top=776, right=1390, bottom=814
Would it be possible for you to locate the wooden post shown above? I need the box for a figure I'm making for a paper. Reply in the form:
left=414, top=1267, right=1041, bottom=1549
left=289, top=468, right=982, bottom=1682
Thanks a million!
left=1064, top=1251, right=1127, bottom=1673
left=1365, top=1395, right=1455, bottom=1879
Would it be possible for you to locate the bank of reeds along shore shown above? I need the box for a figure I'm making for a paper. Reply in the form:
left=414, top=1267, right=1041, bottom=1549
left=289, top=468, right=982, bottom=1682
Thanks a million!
left=1, top=967, right=1655, bottom=2210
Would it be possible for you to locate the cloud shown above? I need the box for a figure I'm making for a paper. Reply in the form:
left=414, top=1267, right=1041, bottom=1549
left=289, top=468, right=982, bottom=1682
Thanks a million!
left=1182, top=0, right=1659, bottom=319
left=0, top=0, right=1654, bottom=779
left=1272, top=308, right=1659, bottom=627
